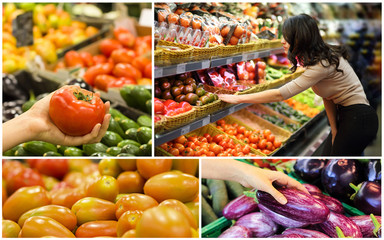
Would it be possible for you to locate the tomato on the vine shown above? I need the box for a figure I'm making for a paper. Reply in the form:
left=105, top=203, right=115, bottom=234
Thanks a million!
left=49, top=85, right=106, bottom=136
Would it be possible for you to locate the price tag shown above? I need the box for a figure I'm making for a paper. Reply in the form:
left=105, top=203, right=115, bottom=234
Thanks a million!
left=202, top=60, right=210, bottom=69
left=177, top=64, right=186, bottom=74
left=242, top=53, right=247, bottom=61
left=155, top=68, right=163, bottom=78
left=226, top=58, right=232, bottom=65
left=253, top=52, right=260, bottom=59
left=228, top=107, right=235, bottom=115
left=180, top=126, right=191, bottom=135
left=202, top=117, right=210, bottom=126
left=12, top=11, right=33, bottom=47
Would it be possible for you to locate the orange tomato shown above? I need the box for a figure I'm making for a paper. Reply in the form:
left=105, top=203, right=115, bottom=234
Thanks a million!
left=98, top=159, right=122, bottom=178
left=2, top=220, right=20, bottom=238
left=116, top=210, right=143, bottom=237
left=136, top=159, right=172, bottom=180
left=75, top=220, right=118, bottom=238
left=86, top=176, right=119, bottom=202
left=117, top=171, right=145, bottom=194
left=117, top=159, right=136, bottom=171
left=121, top=229, right=136, bottom=237
left=172, top=159, right=198, bottom=176
left=49, top=187, right=85, bottom=209
left=115, top=193, right=158, bottom=219
left=19, top=216, right=75, bottom=238
left=71, top=197, right=116, bottom=225
left=159, top=199, right=198, bottom=229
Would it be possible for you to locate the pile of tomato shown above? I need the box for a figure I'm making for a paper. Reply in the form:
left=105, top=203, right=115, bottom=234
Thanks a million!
left=57, top=27, right=152, bottom=92
left=160, top=133, right=261, bottom=157
left=154, top=98, right=193, bottom=117
left=2, top=159, right=199, bottom=238
left=214, top=119, right=282, bottom=155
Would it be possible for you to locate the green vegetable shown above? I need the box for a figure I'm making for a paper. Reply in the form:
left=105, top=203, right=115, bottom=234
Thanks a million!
left=106, top=146, right=122, bottom=156
left=121, top=144, right=141, bottom=156
left=43, top=151, right=62, bottom=156
left=101, top=131, right=124, bottom=147
left=83, top=143, right=108, bottom=156
left=207, top=179, right=228, bottom=217
left=225, top=180, right=246, bottom=199
left=137, top=115, right=152, bottom=128
left=139, top=144, right=151, bottom=156
left=202, top=196, right=218, bottom=226
left=63, top=147, right=83, bottom=156
left=22, top=141, right=57, bottom=156
left=136, top=127, right=152, bottom=144
left=108, top=117, right=127, bottom=139
left=117, top=139, right=141, bottom=148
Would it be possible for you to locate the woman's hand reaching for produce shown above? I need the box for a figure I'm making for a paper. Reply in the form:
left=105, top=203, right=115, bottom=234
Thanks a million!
left=202, top=158, right=309, bottom=204
left=217, top=94, right=241, bottom=104
left=3, top=87, right=111, bottom=152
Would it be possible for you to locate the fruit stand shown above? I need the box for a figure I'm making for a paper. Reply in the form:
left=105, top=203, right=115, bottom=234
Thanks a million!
left=154, top=2, right=381, bottom=157
left=2, top=159, right=199, bottom=238
left=2, top=3, right=153, bottom=157
left=201, top=159, right=381, bottom=238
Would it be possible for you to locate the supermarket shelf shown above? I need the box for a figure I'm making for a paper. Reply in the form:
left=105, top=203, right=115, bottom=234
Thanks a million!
left=154, top=47, right=284, bottom=78
left=154, top=103, right=251, bottom=146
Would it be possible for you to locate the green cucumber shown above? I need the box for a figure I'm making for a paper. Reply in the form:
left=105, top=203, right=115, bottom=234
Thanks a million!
left=57, top=145, right=69, bottom=155
left=3, top=145, right=23, bottom=156
left=136, top=127, right=152, bottom=144
left=43, top=151, right=62, bottom=157
left=137, top=115, right=152, bottom=128
left=108, top=117, right=127, bottom=139
left=117, top=153, right=135, bottom=157
left=64, top=147, right=83, bottom=156
left=22, top=141, right=58, bottom=156
left=117, top=139, right=141, bottom=148
left=207, top=179, right=229, bottom=218
left=120, top=85, right=139, bottom=109
left=117, top=118, right=140, bottom=132
left=145, top=99, right=152, bottom=115
left=106, top=146, right=122, bottom=156
left=121, top=144, right=141, bottom=156
left=125, top=128, right=138, bottom=141
left=131, top=86, right=151, bottom=111
left=14, top=147, right=34, bottom=156
left=109, top=108, right=127, bottom=120
left=101, top=131, right=124, bottom=147
left=83, top=143, right=108, bottom=156
left=139, top=144, right=151, bottom=156
left=90, top=152, right=113, bottom=157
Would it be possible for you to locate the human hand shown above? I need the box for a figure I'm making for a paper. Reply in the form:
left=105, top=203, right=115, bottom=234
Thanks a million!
left=217, top=94, right=240, bottom=104
left=25, top=87, right=111, bottom=146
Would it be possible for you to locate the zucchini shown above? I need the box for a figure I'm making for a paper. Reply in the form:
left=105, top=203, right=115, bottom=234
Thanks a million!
left=207, top=179, right=229, bottom=217
left=83, top=143, right=108, bottom=156
left=106, top=146, right=122, bottom=156
left=64, top=147, right=83, bottom=156
left=225, top=180, right=246, bottom=199
left=43, top=151, right=62, bottom=156
left=22, top=141, right=57, bottom=156
left=202, top=196, right=218, bottom=226
left=121, top=144, right=141, bottom=156
left=101, top=131, right=124, bottom=147
left=137, top=115, right=152, bottom=128
left=117, top=139, right=141, bottom=148
left=136, top=127, right=152, bottom=144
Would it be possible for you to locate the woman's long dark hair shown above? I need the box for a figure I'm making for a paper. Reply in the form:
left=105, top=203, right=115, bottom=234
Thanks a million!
left=282, top=14, right=348, bottom=73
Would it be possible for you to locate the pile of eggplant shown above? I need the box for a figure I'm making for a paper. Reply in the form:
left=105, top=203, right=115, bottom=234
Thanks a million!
left=217, top=159, right=381, bottom=238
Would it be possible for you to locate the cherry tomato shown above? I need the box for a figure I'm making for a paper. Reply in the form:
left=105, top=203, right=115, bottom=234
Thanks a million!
left=116, top=210, right=142, bottom=237
left=19, top=216, right=75, bottom=238
left=99, top=39, right=123, bottom=57
left=169, top=148, right=180, bottom=156
left=117, top=171, right=145, bottom=194
left=263, top=129, right=272, bottom=138
left=113, top=63, right=142, bottom=80
left=49, top=85, right=106, bottom=136
left=143, top=171, right=198, bottom=203
left=3, top=186, right=51, bottom=222
left=258, top=139, right=267, bottom=150
left=110, top=48, right=136, bottom=64
left=115, top=193, right=158, bottom=219
left=136, top=159, right=172, bottom=180
left=71, top=197, right=116, bottom=225
left=75, top=220, right=118, bottom=237
left=86, top=176, right=119, bottom=202
left=136, top=206, right=192, bottom=238
left=159, top=199, right=197, bottom=229
left=273, top=140, right=282, bottom=148
left=18, top=205, right=77, bottom=231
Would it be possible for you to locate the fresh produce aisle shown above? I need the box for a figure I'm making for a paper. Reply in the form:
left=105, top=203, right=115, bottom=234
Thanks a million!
left=201, top=159, right=381, bottom=238
left=154, top=2, right=381, bottom=157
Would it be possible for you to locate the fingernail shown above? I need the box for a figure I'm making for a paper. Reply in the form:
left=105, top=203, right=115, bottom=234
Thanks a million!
left=278, top=196, right=287, bottom=204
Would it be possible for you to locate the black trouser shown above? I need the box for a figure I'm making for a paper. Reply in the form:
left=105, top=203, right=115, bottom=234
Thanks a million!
left=322, top=104, right=378, bottom=156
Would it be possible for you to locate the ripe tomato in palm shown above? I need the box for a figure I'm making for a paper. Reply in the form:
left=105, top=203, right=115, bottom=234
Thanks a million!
left=49, top=86, right=105, bottom=136
left=113, top=63, right=142, bottom=80
left=99, top=39, right=123, bottom=57
left=110, top=48, right=136, bottom=64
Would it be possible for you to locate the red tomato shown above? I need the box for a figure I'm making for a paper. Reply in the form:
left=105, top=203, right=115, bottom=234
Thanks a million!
left=64, top=50, right=84, bottom=68
left=49, top=86, right=106, bottom=136
left=75, top=220, right=118, bottom=237
left=154, top=101, right=165, bottom=114
left=179, top=101, right=192, bottom=111
left=79, top=52, right=94, bottom=67
left=273, top=140, right=282, bottom=148
left=5, top=168, right=44, bottom=194
left=163, top=99, right=178, bottom=110
left=99, top=39, right=123, bottom=57
left=108, top=77, right=137, bottom=88
left=94, top=74, right=117, bottom=92
left=132, top=56, right=151, bottom=73
left=144, top=63, right=152, bottom=78
left=93, top=54, right=107, bottom=65
left=113, top=63, right=142, bottom=80
left=245, top=61, right=255, bottom=72
left=83, top=62, right=114, bottom=86
left=34, top=159, right=69, bottom=179
left=257, top=61, right=266, bottom=70
left=114, top=27, right=136, bottom=48
left=110, top=48, right=136, bottom=64
left=258, top=139, right=267, bottom=150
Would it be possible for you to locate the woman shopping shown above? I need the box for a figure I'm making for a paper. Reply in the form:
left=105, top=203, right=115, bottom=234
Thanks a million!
left=219, top=14, right=378, bottom=156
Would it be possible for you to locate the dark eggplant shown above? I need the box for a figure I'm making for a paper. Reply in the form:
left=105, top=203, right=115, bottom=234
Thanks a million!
left=218, top=225, right=251, bottom=238
left=303, top=183, right=322, bottom=194
left=321, top=159, right=363, bottom=202
left=350, top=181, right=381, bottom=215
left=268, top=233, right=305, bottom=238
left=315, top=211, right=363, bottom=238
left=366, top=160, right=381, bottom=182
left=259, top=204, right=308, bottom=228
left=234, top=212, right=278, bottom=238
left=293, top=159, right=327, bottom=183
left=311, top=192, right=344, bottom=214
left=282, top=228, right=330, bottom=238
left=349, top=215, right=381, bottom=238
left=256, top=188, right=330, bottom=224
left=222, top=194, right=258, bottom=220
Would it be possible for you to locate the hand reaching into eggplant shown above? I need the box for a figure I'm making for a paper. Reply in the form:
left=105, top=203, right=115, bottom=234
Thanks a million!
left=202, top=158, right=309, bottom=204
left=3, top=86, right=111, bottom=152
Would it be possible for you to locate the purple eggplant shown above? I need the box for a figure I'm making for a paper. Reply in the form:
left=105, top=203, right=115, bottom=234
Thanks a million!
left=350, top=181, right=381, bottom=215
left=282, top=228, right=330, bottom=238
left=259, top=204, right=308, bottom=228
left=316, top=211, right=363, bottom=238
left=321, top=159, right=363, bottom=202
left=311, top=192, right=344, bottom=213
left=268, top=233, right=306, bottom=238
left=222, top=194, right=258, bottom=220
left=303, top=183, right=322, bottom=194
left=350, top=215, right=381, bottom=238
left=234, top=212, right=278, bottom=237
left=218, top=225, right=252, bottom=238
left=294, top=159, right=327, bottom=183
left=256, top=188, right=330, bottom=224
left=366, top=160, right=381, bottom=182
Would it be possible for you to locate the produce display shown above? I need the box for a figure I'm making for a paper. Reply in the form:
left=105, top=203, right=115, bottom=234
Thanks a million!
left=202, top=159, right=382, bottom=238
left=2, top=159, right=200, bottom=238
left=3, top=3, right=101, bottom=73
left=263, top=102, right=311, bottom=124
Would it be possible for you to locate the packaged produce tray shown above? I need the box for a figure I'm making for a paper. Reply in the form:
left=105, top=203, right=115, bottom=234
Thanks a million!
left=231, top=109, right=292, bottom=143
left=156, top=40, right=193, bottom=66
left=194, top=100, right=223, bottom=119
left=163, top=108, right=196, bottom=130
left=247, top=103, right=301, bottom=125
